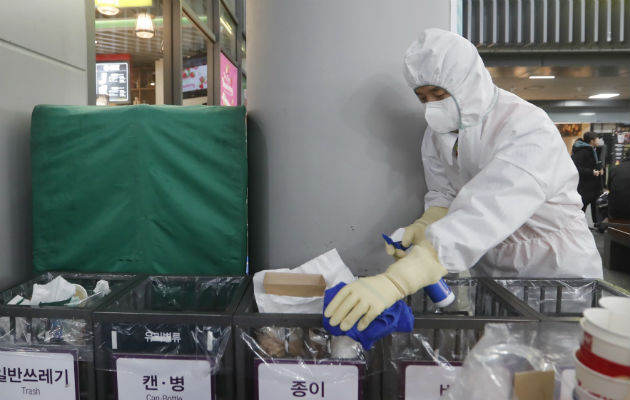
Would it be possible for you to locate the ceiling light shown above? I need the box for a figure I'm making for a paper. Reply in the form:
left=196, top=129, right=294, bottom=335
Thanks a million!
left=580, top=112, right=596, bottom=116
left=220, top=17, right=233, bottom=34
left=135, top=13, right=155, bottom=39
left=528, top=75, right=555, bottom=79
left=96, top=0, right=120, bottom=16
left=588, top=93, right=620, bottom=99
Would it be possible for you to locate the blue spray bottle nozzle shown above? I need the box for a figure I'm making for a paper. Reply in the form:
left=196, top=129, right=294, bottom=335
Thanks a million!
left=381, top=233, right=410, bottom=251
left=382, top=231, right=455, bottom=308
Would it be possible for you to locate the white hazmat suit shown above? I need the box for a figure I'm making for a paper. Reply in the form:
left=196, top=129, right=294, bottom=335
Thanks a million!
left=403, top=29, right=602, bottom=278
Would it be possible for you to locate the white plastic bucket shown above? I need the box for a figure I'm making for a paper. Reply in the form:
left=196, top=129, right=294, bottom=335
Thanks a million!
left=574, top=352, right=630, bottom=400
left=582, top=308, right=630, bottom=348
left=574, top=385, right=602, bottom=400
left=599, top=297, right=630, bottom=316
left=580, top=318, right=630, bottom=367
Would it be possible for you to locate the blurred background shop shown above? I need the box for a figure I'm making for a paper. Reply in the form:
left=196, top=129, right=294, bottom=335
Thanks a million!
left=93, top=0, right=246, bottom=107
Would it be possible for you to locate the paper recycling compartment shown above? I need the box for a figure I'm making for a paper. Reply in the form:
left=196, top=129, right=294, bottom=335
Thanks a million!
left=233, top=282, right=383, bottom=400
left=93, top=275, right=249, bottom=400
left=382, top=277, right=539, bottom=400
left=492, top=278, right=630, bottom=321
left=0, top=272, right=141, bottom=400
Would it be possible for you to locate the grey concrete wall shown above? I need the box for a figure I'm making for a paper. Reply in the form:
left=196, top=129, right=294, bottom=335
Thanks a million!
left=0, top=1, right=87, bottom=290
left=247, top=0, right=450, bottom=275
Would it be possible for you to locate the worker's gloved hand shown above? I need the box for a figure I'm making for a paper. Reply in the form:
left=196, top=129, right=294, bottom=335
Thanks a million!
left=325, top=240, right=447, bottom=331
left=324, top=274, right=404, bottom=332
left=385, top=207, right=448, bottom=259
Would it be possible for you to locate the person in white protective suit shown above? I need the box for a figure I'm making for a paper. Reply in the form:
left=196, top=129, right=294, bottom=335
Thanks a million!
left=325, top=28, right=602, bottom=332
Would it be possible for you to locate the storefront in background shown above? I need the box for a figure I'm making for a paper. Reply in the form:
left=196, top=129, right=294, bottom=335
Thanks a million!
left=92, top=0, right=246, bottom=106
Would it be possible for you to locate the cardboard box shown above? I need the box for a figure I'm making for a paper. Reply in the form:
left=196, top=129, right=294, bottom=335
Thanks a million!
left=263, top=272, right=326, bottom=297
left=512, top=370, right=555, bottom=400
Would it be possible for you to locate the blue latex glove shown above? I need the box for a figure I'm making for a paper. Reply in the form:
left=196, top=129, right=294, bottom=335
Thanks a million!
left=322, top=282, right=414, bottom=350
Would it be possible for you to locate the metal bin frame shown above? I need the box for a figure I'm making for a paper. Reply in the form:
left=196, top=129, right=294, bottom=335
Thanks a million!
left=92, top=274, right=249, bottom=400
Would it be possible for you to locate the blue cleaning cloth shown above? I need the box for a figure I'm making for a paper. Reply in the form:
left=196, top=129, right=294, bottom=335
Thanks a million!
left=322, top=282, right=414, bottom=350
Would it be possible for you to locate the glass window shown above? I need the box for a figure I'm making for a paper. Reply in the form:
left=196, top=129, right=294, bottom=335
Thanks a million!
left=95, top=0, right=165, bottom=105
left=240, top=39, right=246, bottom=73
left=182, top=13, right=211, bottom=104
left=219, top=4, right=236, bottom=61
left=222, top=0, right=236, bottom=17
left=184, top=0, right=212, bottom=33
left=241, top=74, right=246, bottom=106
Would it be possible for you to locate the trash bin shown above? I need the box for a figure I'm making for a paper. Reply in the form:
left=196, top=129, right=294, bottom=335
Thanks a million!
left=490, top=278, right=630, bottom=321
left=234, top=281, right=383, bottom=400
left=0, top=272, right=141, bottom=400
left=93, top=275, right=249, bottom=400
left=381, top=277, right=539, bottom=400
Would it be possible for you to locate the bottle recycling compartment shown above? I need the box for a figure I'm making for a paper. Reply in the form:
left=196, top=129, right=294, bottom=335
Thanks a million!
left=93, top=275, right=248, bottom=400
left=381, top=277, right=539, bottom=400
left=492, top=278, right=630, bottom=321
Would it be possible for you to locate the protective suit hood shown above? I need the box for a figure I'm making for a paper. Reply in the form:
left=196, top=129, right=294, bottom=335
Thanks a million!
left=403, top=28, right=497, bottom=128
left=403, top=30, right=602, bottom=278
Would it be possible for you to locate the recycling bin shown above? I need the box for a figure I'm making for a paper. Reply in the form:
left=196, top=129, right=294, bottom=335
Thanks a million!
left=0, top=272, right=141, bottom=400
left=490, top=278, right=630, bottom=321
left=381, top=277, right=539, bottom=400
left=234, top=281, right=383, bottom=400
left=93, top=275, right=249, bottom=400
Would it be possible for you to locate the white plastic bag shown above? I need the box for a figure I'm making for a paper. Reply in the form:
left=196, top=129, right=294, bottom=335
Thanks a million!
left=253, top=249, right=355, bottom=314
left=444, top=322, right=581, bottom=400
left=8, top=277, right=111, bottom=307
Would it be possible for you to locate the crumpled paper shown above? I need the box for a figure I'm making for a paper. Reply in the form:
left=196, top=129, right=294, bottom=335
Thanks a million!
left=253, top=249, right=355, bottom=314
left=8, top=276, right=111, bottom=307
left=252, top=249, right=362, bottom=360
left=93, top=280, right=111, bottom=297
left=30, top=276, right=78, bottom=306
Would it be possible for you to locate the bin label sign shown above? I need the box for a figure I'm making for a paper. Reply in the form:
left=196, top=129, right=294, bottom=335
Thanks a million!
left=403, top=361, right=462, bottom=399
left=115, top=356, right=213, bottom=400
left=144, top=330, right=182, bottom=344
left=0, top=349, right=78, bottom=400
left=256, top=360, right=362, bottom=399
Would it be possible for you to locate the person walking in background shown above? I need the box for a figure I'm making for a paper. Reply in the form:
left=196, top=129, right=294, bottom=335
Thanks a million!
left=572, top=132, right=604, bottom=224
left=607, top=149, right=630, bottom=220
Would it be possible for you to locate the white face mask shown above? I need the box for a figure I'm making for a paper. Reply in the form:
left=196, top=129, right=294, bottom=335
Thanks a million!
left=424, top=96, right=460, bottom=133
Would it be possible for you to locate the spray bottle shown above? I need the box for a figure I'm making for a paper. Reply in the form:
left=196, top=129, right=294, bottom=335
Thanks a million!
left=382, top=228, right=455, bottom=308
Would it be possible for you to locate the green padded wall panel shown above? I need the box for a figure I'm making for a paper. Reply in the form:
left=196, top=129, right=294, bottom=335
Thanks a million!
left=32, top=105, right=247, bottom=275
